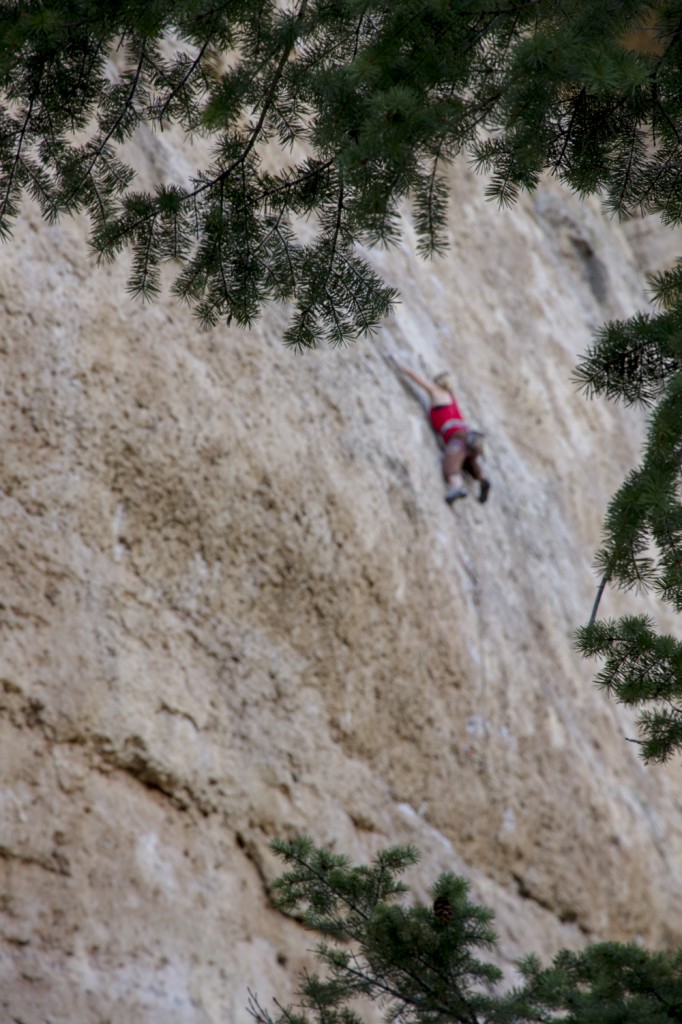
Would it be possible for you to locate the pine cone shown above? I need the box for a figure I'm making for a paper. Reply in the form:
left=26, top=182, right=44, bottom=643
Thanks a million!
left=433, top=895, right=452, bottom=924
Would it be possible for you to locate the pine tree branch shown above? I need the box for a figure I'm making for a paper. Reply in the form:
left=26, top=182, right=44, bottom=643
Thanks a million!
left=253, top=204, right=287, bottom=255
left=62, top=41, right=148, bottom=211
left=553, top=88, right=585, bottom=173
left=653, top=100, right=682, bottom=148
left=635, top=144, right=679, bottom=210
left=0, top=97, right=34, bottom=224
left=481, top=0, right=541, bottom=13
left=323, top=283, right=345, bottom=339
left=342, top=955, right=464, bottom=1020
left=215, top=0, right=308, bottom=180
left=90, top=177, right=110, bottom=226
left=403, top=945, right=483, bottom=1024
left=215, top=232, right=231, bottom=313
left=246, top=988, right=276, bottom=1024
left=589, top=571, right=611, bottom=626
left=616, top=122, right=641, bottom=215
left=425, top=141, right=446, bottom=249
left=177, top=0, right=309, bottom=221
left=656, top=14, right=682, bottom=69
left=258, top=159, right=334, bottom=203
left=247, top=989, right=301, bottom=1024
left=328, top=180, right=345, bottom=274
left=133, top=213, right=159, bottom=297
left=92, top=6, right=317, bottom=276
left=240, top=162, right=254, bottom=268
left=275, top=845, right=372, bottom=924
left=332, top=272, right=374, bottom=334
left=153, top=35, right=214, bottom=125
left=273, top=225, right=296, bottom=286
left=351, top=10, right=368, bottom=61
left=461, top=90, right=505, bottom=141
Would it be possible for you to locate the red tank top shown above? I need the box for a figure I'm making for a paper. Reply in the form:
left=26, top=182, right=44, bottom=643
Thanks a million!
left=429, top=399, right=468, bottom=443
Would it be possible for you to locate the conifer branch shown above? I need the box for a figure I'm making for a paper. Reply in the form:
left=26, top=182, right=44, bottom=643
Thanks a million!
left=343, top=955, right=478, bottom=1023
left=256, top=839, right=682, bottom=1024
left=153, top=36, right=214, bottom=125
left=258, top=159, right=335, bottom=203
left=208, top=1, right=309, bottom=189
left=0, top=97, right=34, bottom=224
left=554, top=88, right=585, bottom=172
left=70, top=41, right=148, bottom=205
left=329, top=181, right=345, bottom=271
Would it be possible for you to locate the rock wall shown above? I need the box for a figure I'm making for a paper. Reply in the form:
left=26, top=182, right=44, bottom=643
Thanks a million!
left=2, top=129, right=682, bottom=1023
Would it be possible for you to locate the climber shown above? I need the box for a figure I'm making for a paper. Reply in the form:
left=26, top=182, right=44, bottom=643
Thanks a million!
left=394, top=360, right=490, bottom=505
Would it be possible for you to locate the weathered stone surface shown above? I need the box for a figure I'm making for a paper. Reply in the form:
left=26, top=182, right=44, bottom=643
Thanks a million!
left=2, top=136, right=682, bottom=1022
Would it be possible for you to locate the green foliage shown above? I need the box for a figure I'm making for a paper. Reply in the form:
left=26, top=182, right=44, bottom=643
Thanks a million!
left=252, top=837, right=510, bottom=1024
left=520, top=942, right=682, bottom=1023
left=576, top=614, right=682, bottom=763
left=1, top=0, right=681, bottom=344
left=573, top=263, right=682, bottom=759
left=249, top=839, right=682, bottom=1024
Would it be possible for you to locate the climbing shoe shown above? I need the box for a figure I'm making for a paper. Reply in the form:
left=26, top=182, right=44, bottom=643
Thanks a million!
left=445, top=485, right=468, bottom=505
left=479, top=479, right=490, bottom=504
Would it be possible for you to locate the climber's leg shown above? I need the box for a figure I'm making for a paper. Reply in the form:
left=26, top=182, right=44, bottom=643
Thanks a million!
left=442, top=436, right=468, bottom=503
left=464, top=453, right=491, bottom=502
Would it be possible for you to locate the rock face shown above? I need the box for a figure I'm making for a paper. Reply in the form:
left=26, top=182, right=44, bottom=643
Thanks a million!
left=2, top=132, right=682, bottom=1023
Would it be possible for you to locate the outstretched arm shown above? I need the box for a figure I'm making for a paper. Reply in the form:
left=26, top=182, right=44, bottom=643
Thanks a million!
left=393, top=360, right=450, bottom=404
left=395, top=362, right=432, bottom=391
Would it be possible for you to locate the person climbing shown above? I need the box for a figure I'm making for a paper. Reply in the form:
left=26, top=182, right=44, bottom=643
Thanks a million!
left=394, top=360, right=491, bottom=505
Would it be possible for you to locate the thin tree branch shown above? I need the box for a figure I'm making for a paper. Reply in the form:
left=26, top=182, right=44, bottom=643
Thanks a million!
left=63, top=41, right=148, bottom=208
left=0, top=97, right=34, bottom=223
left=194, top=0, right=310, bottom=199
left=154, top=36, right=214, bottom=125
left=589, top=571, right=611, bottom=626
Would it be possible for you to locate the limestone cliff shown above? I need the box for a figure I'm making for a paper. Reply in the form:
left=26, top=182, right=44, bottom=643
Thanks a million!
left=2, top=130, right=682, bottom=1023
